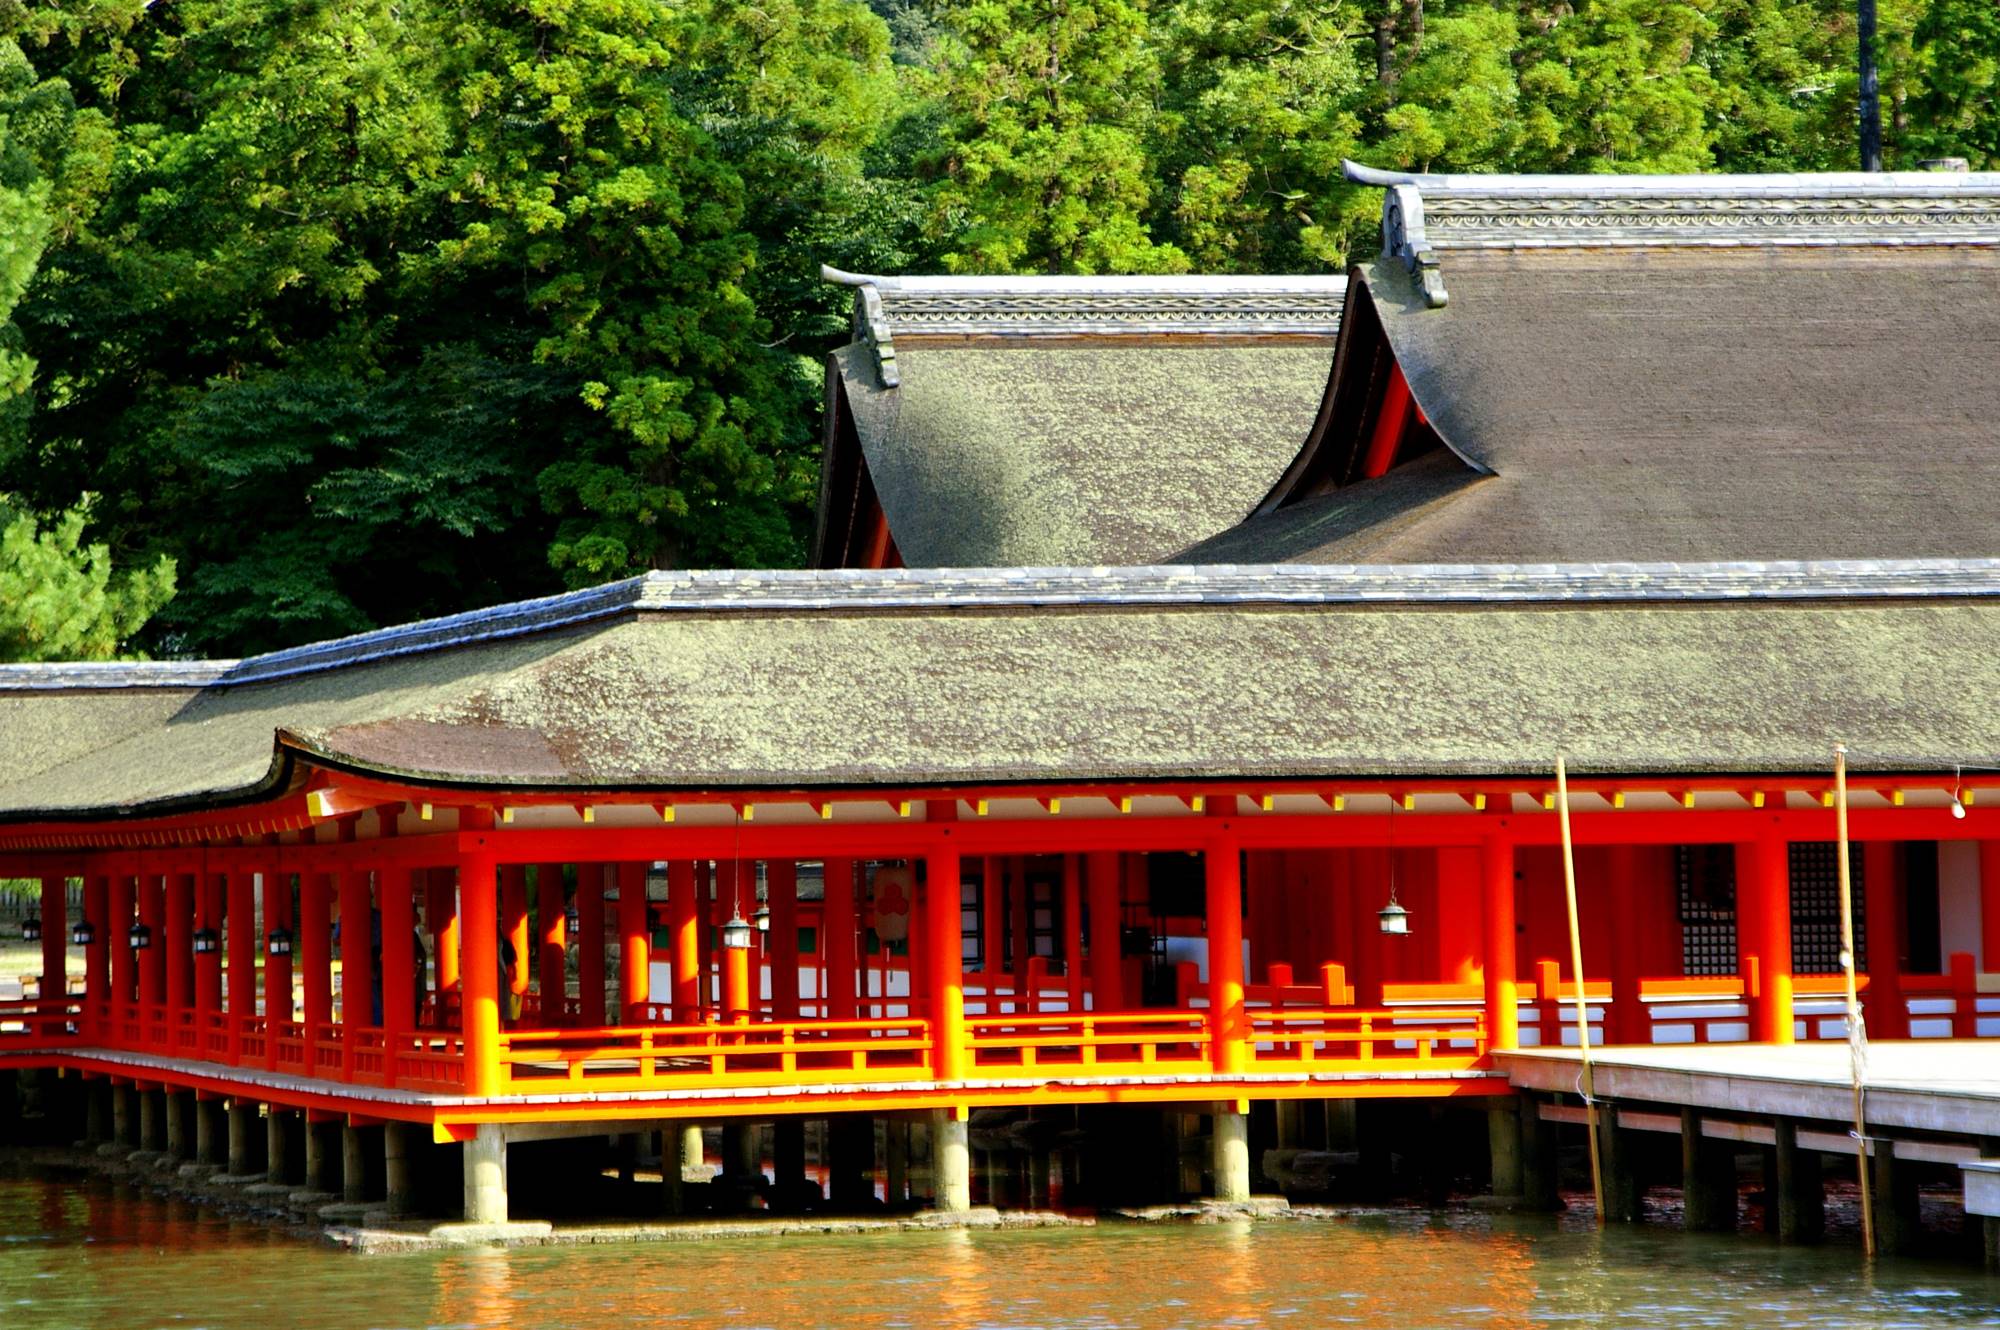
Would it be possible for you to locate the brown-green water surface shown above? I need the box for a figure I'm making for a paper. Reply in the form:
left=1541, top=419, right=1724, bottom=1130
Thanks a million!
left=3, top=1171, right=1999, bottom=1328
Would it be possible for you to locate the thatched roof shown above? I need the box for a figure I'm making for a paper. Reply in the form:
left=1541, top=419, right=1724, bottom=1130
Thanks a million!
left=812, top=274, right=1344, bottom=568
left=1186, top=165, right=2000, bottom=566
left=2, top=564, right=1997, bottom=820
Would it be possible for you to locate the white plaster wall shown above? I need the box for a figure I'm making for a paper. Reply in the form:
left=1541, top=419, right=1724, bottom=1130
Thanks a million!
left=1938, top=840, right=1982, bottom=967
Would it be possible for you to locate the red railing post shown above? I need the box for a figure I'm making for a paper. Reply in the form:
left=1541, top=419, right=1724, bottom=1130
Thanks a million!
left=1534, top=959, right=1562, bottom=1043
left=1950, top=951, right=1979, bottom=1038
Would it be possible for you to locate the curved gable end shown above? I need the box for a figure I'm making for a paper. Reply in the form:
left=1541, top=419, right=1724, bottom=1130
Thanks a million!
left=1193, top=164, right=2000, bottom=566
left=813, top=270, right=1344, bottom=569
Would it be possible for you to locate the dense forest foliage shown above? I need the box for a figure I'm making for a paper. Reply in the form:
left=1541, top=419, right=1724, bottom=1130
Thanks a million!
left=0, top=0, right=1993, bottom=660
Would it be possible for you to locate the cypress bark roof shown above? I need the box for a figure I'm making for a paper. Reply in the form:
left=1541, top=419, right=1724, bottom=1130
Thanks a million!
left=1192, top=246, right=2000, bottom=565
left=2, top=564, right=1997, bottom=820
left=827, top=342, right=1335, bottom=567
left=813, top=273, right=1346, bottom=568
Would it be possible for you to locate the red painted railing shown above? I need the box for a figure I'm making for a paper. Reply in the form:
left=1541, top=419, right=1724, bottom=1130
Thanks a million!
left=14, top=954, right=1999, bottom=1104
left=0, top=997, right=81, bottom=1043
left=964, top=1011, right=1210, bottom=1073
left=497, top=1016, right=931, bottom=1093
left=1251, top=1007, right=1486, bottom=1070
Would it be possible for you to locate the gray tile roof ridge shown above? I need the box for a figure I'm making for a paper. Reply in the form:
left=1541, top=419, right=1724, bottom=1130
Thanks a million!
left=1342, top=160, right=2000, bottom=196
left=819, top=265, right=1349, bottom=293
left=6, top=559, right=1998, bottom=692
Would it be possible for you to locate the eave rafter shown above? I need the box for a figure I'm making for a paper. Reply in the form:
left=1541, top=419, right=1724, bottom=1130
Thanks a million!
left=2, top=766, right=1989, bottom=857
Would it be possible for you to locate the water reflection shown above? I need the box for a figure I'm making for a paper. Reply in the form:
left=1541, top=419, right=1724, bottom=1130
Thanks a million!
left=3, top=1171, right=2000, bottom=1329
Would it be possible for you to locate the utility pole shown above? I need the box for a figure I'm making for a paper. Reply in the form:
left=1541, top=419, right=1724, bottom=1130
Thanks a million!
left=1858, top=0, right=1883, bottom=170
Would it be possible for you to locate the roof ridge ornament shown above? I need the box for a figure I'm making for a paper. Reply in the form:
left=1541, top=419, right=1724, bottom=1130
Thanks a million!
left=818, top=263, right=1345, bottom=367
left=822, top=264, right=899, bottom=389
left=1383, top=183, right=1448, bottom=309
left=1342, top=160, right=2000, bottom=287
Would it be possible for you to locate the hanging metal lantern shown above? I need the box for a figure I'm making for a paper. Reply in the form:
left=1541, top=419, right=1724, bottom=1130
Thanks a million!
left=266, top=925, right=294, bottom=957
left=564, top=898, right=580, bottom=935
left=128, top=920, right=153, bottom=951
left=1377, top=898, right=1411, bottom=936
left=753, top=902, right=771, bottom=935
left=21, top=914, right=41, bottom=943
left=70, top=919, right=96, bottom=947
left=720, top=911, right=754, bottom=951
left=192, top=927, right=221, bottom=955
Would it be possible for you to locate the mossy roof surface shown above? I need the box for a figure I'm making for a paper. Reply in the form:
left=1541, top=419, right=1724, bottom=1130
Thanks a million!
left=1200, top=248, right=2000, bottom=565
left=838, top=344, right=1331, bottom=566
left=5, top=594, right=1998, bottom=818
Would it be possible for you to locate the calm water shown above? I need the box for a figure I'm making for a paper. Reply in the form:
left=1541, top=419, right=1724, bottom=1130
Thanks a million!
left=3, top=1171, right=1999, bottom=1329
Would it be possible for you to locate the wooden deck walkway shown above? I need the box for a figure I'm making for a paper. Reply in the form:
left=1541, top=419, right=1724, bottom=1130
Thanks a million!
left=1498, top=1041, right=2000, bottom=1137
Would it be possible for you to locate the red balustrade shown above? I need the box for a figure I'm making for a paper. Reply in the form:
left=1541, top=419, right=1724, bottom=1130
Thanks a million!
left=963, top=1010, right=1210, bottom=1073
left=1251, top=1007, right=1486, bottom=1070
left=497, top=1016, right=931, bottom=1093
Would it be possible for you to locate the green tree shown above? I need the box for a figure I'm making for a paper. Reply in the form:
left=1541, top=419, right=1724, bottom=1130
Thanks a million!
left=11, top=0, right=557, bottom=654
left=1904, top=0, right=2000, bottom=166
left=0, top=497, right=173, bottom=661
left=927, top=0, right=1190, bottom=273
left=438, top=0, right=825, bottom=578
left=1151, top=0, right=1372, bottom=270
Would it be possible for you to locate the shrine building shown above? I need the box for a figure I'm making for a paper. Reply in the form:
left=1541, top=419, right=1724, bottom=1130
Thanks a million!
left=4, top=163, right=2000, bottom=1229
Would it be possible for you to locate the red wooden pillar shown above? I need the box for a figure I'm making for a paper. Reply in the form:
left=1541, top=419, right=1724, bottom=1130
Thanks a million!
left=458, top=850, right=501, bottom=1096
left=1863, top=842, right=1906, bottom=1038
left=500, top=865, right=530, bottom=1015
left=163, top=871, right=193, bottom=1014
left=381, top=866, right=415, bottom=1081
left=577, top=864, right=607, bottom=1026
left=927, top=846, right=966, bottom=1081
left=824, top=857, right=858, bottom=1021
left=535, top=863, right=566, bottom=1018
left=38, top=875, right=65, bottom=1002
left=1738, top=837, right=1795, bottom=1045
left=137, top=873, right=164, bottom=1006
left=617, top=861, right=650, bottom=1023
left=1086, top=851, right=1123, bottom=1012
left=340, top=866, right=373, bottom=1065
left=1981, top=841, right=2000, bottom=972
left=1481, top=835, right=1518, bottom=1052
left=109, top=875, right=136, bottom=1005
left=667, top=861, right=699, bottom=1023
left=1605, top=845, right=1644, bottom=1044
left=723, top=923, right=751, bottom=1026
left=769, top=860, right=799, bottom=1022
left=431, top=870, right=460, bottom=995
left=1206, top=839, right=1247, bottom=1074
left=261, top=866, right=292, bottom=1025
left=226, top=870, right=255, bottom=1024
left=301, top=867, right=333, bottom=1034
left=1063, top=855, right=1085, bottom=1011
left=83, top=874, right=109, bottom=1025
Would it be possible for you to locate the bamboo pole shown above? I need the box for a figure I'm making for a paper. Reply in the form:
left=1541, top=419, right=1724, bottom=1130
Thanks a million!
left=1834, top=743, right=1876, bottom=1259
left=1554, top=756, right=1606, bottom=1225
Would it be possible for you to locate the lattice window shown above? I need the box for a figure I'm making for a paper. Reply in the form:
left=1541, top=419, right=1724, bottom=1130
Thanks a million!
left=1788, top=842, right=1866, bottom=974
left=1676, top=845, right=1738, bottom=975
